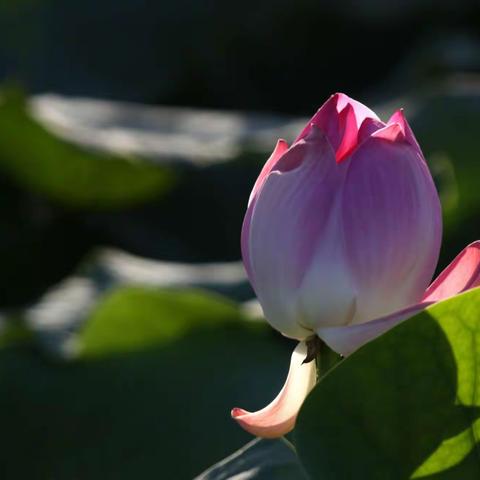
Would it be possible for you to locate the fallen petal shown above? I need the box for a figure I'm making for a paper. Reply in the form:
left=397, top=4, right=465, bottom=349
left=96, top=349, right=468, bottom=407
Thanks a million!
left=231, top=341, right=317, bottom=438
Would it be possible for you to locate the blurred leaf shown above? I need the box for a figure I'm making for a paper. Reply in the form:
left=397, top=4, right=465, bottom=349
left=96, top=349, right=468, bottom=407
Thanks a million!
left=0, top=173, right=93, bottom=307
left=0, top=318, right=32, bottom=348
left=295, top=287, right=480, bottom=479
left=410, top=89, right=480, bottom=267
left=84, top=152, right=265, bottom=262
left=195, top=438, right=308, bottom=480
left=0, top=88, right=174, bottom=208
left=0, top=287, right=293, bottom=479
left=78, top=287, right=245, bottom=357
left=417, top=94, right=480, bottom=226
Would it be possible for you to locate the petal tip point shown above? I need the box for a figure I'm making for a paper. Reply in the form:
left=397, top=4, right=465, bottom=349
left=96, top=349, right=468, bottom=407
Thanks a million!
left=231, top=407, right=248, bottom=419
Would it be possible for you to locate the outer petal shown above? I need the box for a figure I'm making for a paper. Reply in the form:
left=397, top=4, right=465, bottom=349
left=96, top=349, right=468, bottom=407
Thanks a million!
left=342, top=123, right=442, bottom=325
left=241, top=202, right=256, bottom=286
left=246, top=127, right=353, bottom=339
left=388, top=109, right=422, bottom=154
left=248, top=139, right=289, bottom=207
left=317, top=303, right=430, bottom=357
left=231, top=341, right=317, bottom=438
left=335, top=103, right=358, bottom=162
left=295, top=94, right=341, bottom=147
left=423, top=241, right=480, bottom=302
left=242, top=139, right=289, bottom=286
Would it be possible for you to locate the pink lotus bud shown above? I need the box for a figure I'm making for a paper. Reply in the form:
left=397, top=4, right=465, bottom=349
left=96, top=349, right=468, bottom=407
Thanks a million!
left=234, top=94, right=480, bottom=439
left=242, top=93, right=442, bottom=342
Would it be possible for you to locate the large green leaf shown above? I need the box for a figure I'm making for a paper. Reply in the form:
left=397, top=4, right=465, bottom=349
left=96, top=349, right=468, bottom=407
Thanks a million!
left=0, top=89, right=173, bottom=208
left=195, top=438, right=308, bottom=480
left=0, top=288, right=294, bottom=479
left=295, top=287, right=480, bottom=479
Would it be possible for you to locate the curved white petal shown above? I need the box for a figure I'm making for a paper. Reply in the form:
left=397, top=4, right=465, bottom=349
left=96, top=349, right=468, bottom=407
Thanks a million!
left=231, top=341, right=317, bottom=438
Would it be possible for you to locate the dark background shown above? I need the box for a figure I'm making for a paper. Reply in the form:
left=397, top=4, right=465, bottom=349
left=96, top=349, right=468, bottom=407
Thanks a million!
left=2, top=0, right=479, bottom=111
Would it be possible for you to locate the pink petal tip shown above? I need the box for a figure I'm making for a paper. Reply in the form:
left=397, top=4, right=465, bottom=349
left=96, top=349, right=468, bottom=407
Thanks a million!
left=423, top=241, right=480, bottom=302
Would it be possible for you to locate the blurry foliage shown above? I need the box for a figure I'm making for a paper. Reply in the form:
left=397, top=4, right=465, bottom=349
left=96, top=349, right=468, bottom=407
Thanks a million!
left=195, top=438, right=308, bottom=480
left=0, top=315, right=32, bottom=348
left=0, top=87, right=179, bottom=306
left=410, top=87, right=480, bottom=268
left=0, top=287, right=293, bottom=479
left=0, top=88, right=174, bottom=208
left=0, top=91, right=264, bottom=305
left=0, top=174, right=92, bottom=306
left=79, top=288, right=244, bottom=357
left=77, top=153, right=261, bottom=263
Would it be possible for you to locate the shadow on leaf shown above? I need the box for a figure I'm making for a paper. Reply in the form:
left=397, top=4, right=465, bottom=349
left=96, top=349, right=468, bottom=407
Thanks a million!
left=295, top=298, right=480, bottom=479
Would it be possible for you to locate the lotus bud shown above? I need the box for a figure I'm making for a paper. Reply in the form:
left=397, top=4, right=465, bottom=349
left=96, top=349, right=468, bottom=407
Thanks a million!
left=242, top=93, right=442, bottom=344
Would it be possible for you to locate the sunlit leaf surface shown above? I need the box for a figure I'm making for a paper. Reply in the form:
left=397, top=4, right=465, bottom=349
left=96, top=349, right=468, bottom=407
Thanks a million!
left=295, top=287, right=480, bottom=479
